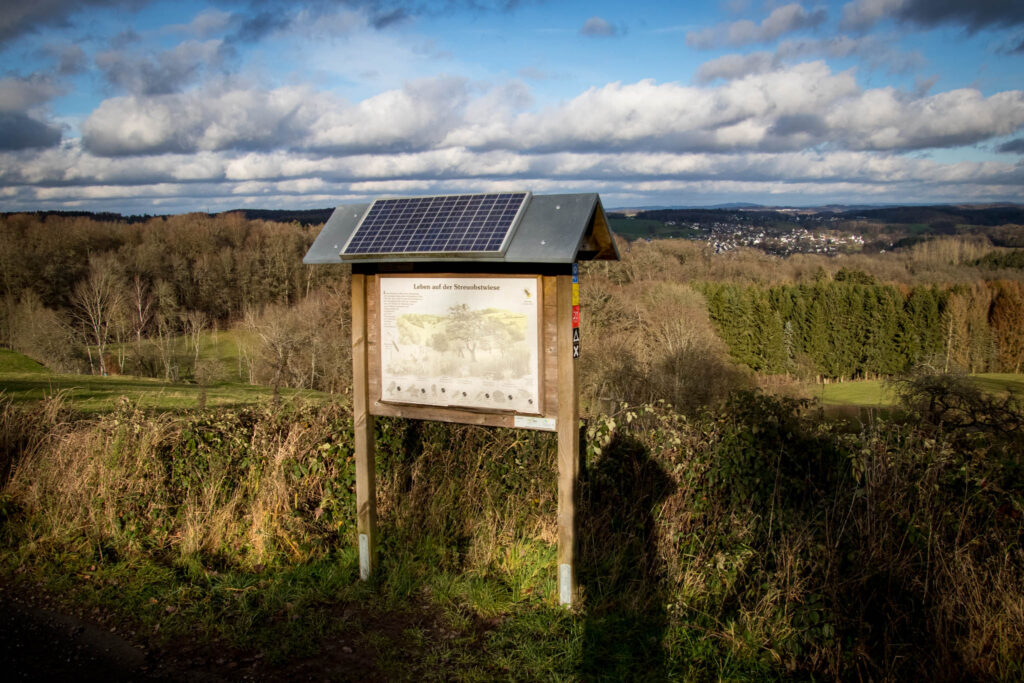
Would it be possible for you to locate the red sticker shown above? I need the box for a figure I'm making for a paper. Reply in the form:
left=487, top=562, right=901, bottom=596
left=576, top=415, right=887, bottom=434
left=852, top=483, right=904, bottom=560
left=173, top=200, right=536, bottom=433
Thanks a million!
left=571, top=305, right=580, bottom=328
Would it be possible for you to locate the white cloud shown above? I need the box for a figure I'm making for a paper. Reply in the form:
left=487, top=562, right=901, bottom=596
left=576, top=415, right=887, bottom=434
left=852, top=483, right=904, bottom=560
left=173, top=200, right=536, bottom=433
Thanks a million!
left=840, top=0, right=904, bottom=32
left=687, top=3, right=827, bottom=48
left=827, top=87, right=1024, bottom=150
left=0, top=75, right=64, bottom=150
left=5, top=144, right=1020, bottom=192
left=81, top=86, right=318, bottom=155
left=71, top=62, right=1024, bottom=161
left=169, top=8, right=234, bottom=38
left=696, top=35, right=924, bottom=83
left=6, top=61, right=1024, bottom=212
left=455, top=63, right=862, bottom=153
left=308, top=76, right=470, bottom=152
left=695, top=52, right=778, bottom=83
left=0, top=75, right=62, bottom=113
left=580, top=17, right=618, bottom=37
left=841, top=0, right=1024, bottom=33
left=95, top=39, right=226, bottom=95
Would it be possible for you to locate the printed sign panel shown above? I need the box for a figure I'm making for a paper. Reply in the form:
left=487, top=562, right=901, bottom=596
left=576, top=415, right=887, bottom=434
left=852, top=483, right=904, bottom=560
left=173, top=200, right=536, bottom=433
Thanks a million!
left=379, top=276, right=541, bottom=413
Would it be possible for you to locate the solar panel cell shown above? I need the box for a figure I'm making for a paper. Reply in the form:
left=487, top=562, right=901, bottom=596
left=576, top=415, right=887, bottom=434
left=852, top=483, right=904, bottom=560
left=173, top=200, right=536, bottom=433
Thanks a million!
left=341, top=192, right=529, bottom=258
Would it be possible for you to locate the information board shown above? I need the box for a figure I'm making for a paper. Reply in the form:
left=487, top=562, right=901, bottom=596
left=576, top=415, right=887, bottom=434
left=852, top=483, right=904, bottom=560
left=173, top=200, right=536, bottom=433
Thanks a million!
left=378, top=275, right=541, bottom=414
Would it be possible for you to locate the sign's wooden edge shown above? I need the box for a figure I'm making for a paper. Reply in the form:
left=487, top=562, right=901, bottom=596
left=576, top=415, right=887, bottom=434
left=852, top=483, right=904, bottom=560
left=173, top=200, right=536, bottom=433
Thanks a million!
left=364, top=272, right=561, bottom=430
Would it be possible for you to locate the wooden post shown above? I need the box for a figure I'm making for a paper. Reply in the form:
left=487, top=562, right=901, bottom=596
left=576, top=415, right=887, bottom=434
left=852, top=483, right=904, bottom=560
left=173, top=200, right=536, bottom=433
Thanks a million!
left=556, top=273, right=579, bottom=606
left=351, top=273, right=377, bottom=580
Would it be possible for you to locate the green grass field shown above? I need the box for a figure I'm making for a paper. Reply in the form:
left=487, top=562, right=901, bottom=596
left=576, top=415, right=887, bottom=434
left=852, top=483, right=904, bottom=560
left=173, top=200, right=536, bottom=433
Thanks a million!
left=0, top=350, right=329, bottom=412
left=105, top=327, right=255, bottom=382
left=815, top=379, right=897, bottom=407
left=0, top=348, right=50, bottom=374
left=970, top=373, right=1024, bottom=398
left=816, top=373, right=1024, bottom=407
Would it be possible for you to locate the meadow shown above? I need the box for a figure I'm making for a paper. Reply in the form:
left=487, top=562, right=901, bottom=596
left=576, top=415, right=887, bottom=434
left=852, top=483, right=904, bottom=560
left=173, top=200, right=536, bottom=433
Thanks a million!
left=2, top=212, right=1024, bottom=679
left=2, top=355, right=1023, bottom=680
left=814, top=372, right=1024, bottom=407
left=0, top=348, right=326, bottom=413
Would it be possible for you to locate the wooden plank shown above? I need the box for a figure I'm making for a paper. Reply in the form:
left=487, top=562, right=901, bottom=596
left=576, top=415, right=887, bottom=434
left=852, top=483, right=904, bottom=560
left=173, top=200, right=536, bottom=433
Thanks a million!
left=542, top=275, right=559, bottom=418
left=367, top=274, right=381, bottom=405
left=351, top=273, right=377, bottom=580
left=370, top=400, right=555, bottom=431
left=556, top=273, right=579, bottom=606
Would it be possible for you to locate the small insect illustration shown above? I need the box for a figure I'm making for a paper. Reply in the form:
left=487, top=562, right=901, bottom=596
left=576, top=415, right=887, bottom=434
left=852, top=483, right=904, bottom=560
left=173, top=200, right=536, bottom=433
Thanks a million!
left=523, top=288, right=532, bottom=298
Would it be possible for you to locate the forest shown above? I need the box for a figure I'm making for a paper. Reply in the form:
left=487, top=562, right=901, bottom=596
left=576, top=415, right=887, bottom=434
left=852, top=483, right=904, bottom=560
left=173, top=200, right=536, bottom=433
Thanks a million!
left=1, top=209, right=1023, bottom=680
left=3, top=209, right=1024, bottom=405
left=701, top=277, right=1024, bottom=378
left=0, top=211, right=349, bottom=392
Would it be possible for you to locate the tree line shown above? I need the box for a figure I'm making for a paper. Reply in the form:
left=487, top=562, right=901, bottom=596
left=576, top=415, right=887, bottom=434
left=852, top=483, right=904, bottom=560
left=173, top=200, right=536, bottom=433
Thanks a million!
left=3, top=211, right=1023, bottom=395
left=701, top=273, right=1024, bottom=379
left=0, top=212, right=349, bottom=390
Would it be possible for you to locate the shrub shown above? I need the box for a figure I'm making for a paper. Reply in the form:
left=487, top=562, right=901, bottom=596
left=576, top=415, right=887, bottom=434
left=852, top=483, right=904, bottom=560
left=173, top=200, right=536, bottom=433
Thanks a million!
left=1, top=382, right=1022, bottom=679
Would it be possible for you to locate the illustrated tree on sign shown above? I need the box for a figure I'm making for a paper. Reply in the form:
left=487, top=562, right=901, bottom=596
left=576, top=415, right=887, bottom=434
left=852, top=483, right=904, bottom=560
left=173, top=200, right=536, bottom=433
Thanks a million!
left=446, top=304, right=486, bottom=362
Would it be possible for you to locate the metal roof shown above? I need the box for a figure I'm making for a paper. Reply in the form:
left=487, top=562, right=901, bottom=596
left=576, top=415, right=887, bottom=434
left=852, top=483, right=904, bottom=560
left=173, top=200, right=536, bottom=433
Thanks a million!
left=303, top=192, right=620, bottom=265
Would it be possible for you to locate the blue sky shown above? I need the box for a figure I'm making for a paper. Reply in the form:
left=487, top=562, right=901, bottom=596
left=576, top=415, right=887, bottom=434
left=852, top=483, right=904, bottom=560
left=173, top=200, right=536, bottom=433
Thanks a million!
left=1, top=0, right=1022, bottom=212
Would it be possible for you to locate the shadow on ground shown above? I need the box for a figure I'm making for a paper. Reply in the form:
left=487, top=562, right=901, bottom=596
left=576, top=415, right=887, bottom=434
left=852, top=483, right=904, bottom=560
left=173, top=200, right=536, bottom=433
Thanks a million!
left=577, top=432, right=674, bottom=681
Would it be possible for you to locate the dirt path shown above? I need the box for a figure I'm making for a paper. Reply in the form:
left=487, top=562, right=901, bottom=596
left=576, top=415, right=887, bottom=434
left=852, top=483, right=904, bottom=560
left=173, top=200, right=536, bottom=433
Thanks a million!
left=0, top=585, right=420, bottom=681
left=0, top=590, right=151, bottom=680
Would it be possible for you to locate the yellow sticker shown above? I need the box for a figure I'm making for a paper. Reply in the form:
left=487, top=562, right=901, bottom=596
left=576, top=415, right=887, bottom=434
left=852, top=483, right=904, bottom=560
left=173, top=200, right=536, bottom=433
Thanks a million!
left=572, top=283, right=579, bottom=306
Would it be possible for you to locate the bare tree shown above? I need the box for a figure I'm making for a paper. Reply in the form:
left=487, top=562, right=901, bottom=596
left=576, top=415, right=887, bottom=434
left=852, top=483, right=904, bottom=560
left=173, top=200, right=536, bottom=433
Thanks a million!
left=129, top=275, right=154, bottom=344
left=182, top=309, right=208, bottom=369
left=244, top=303, right=312, bottom=401
left=7, top=290, right=79, bottom=372
left=153, top=313, right=177, bottom=381
left=70, top=256, right=124, bottom=376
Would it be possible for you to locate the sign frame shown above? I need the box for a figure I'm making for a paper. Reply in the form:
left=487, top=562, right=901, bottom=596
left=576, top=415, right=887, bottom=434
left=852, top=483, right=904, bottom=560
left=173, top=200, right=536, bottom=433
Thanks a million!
left=375, top=273, right=545, bottom=417
left=360, top=272, right=563, bottom=432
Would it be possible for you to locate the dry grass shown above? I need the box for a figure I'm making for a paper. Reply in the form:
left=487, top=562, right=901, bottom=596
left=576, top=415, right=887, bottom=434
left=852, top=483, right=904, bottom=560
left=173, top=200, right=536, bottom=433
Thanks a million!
left=3, top=397, right=354, bottom=569
left=2, top=380, right=1023, bottom=679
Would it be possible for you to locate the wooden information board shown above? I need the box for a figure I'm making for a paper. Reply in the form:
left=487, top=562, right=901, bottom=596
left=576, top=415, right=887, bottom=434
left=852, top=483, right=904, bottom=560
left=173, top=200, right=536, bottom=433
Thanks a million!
left=351, top=269, right=579, bottom=604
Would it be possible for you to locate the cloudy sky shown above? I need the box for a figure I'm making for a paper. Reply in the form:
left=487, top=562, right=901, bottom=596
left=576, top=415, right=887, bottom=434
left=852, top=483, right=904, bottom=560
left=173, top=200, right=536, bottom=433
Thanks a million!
left=1, top=0, right=1022, bottom=213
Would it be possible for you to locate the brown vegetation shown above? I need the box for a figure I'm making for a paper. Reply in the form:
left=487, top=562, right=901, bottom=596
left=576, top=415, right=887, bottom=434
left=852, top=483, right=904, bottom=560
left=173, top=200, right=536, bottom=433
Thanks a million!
left=0, top=212, right=347, bottom=387
left=2, top=213, right=1021, bottom=402
left=2, top=375, right=1022, bottom=679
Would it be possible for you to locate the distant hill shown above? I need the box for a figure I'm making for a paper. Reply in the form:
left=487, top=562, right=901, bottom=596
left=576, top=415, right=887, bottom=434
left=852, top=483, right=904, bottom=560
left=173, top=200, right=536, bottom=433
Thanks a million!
left=6, top=203, right=1021, bottom=231
left=231, top=208, right=335, bottom=226
left=2, top=208, right=337, bottom=227
left=609, top=202, right=766, bottom=212
left=836, top=205, right=1024, bottom=227
left=0, top=210, right=157, bottom=224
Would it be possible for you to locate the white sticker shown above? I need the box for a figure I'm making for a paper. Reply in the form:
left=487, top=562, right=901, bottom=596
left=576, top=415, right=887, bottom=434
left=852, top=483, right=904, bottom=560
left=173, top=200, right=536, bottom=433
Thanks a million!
left=559, top=563, right=573, bottom=605
left=513, top=415, right=556, bottom=431
left=359, top=534, right=370, bottom=580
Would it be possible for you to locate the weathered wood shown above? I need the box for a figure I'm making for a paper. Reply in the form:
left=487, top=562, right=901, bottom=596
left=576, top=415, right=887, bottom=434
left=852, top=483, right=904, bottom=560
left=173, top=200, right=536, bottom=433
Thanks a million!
left=365, top=272, right=559, bottom=424
left=352, top=273, right=377, bottom=580
left=367, top=274, right=381, bottom=405
left=556, top=273, right=579, bottom=606
left=542, top=275, right=559, bottom=417
left=368, top=401, right=554, bottom=431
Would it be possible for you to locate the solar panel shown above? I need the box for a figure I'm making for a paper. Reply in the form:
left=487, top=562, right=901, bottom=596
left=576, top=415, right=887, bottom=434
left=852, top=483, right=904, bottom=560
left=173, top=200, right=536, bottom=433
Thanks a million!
left=340, top=192, right=530, bottom=258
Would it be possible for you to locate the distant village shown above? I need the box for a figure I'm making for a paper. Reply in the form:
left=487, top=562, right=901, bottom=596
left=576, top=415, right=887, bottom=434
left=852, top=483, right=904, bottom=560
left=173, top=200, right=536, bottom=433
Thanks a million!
left=619, top=212, right=866, bottom=256
left=698, top=222, right=865, bottom=255
left=609, top=203, right=1024, bottom=256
